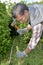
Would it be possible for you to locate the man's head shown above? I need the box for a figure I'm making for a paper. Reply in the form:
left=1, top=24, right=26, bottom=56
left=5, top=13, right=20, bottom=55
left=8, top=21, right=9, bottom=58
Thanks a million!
left=12, top=3, right=29, bottom=23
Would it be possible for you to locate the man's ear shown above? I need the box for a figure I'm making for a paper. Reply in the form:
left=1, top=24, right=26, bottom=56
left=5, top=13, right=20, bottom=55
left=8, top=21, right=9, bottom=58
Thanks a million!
left=24, top=10, right=28, bottom=16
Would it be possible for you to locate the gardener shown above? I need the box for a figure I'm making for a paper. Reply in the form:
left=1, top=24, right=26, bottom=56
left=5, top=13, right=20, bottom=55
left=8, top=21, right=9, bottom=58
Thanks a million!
left=11, top=3, right=43, bottom=58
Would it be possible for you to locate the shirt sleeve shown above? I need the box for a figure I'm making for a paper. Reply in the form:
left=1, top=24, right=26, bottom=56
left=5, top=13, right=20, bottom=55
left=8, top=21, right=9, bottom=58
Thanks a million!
left=27, top=23, right=42, bottom=50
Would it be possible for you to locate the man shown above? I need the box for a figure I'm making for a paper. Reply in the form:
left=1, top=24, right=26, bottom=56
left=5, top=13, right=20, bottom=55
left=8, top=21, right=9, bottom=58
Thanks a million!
left=11, top=3, right=43, bottom=58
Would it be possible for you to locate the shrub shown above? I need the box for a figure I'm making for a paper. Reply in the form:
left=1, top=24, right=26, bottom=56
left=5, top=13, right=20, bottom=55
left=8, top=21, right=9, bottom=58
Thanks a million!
left=0, top=3, right=13, bottom=60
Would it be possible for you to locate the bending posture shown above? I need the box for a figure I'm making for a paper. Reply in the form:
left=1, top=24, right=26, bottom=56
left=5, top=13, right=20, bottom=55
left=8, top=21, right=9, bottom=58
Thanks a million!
left=11, top=3, right=43, bottom=58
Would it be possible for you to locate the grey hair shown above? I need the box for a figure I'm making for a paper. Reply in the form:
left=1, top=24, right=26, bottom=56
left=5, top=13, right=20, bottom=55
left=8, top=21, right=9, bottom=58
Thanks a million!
left=12, top=3, right=29, bottom=18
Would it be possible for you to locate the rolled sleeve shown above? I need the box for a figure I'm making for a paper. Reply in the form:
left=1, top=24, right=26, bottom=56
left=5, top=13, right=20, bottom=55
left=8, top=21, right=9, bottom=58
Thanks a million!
left=27, top=23, right=42, bottom=50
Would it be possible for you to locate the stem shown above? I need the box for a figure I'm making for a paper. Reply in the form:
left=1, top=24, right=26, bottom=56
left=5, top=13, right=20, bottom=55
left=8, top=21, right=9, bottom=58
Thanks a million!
left=16, top=46, right=21, bottom=65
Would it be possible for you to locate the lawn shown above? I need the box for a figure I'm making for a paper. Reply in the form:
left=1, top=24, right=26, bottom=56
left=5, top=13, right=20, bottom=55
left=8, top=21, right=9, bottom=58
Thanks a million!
left=1, top=37, right=43, bottom=65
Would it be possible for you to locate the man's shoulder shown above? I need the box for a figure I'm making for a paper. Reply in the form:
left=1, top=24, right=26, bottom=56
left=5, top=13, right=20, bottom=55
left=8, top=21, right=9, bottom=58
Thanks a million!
left=28, top=4, right=43, bottom=10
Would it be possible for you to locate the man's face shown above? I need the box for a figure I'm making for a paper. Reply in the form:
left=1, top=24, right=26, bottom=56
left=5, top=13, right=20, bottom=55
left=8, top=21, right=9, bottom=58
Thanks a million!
left=16, top=10, right=29, bottom=23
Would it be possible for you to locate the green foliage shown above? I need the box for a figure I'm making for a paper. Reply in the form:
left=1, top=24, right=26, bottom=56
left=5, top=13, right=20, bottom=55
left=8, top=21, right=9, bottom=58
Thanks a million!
left=0, top=2, right=32, bottom=61
left=0, top=3, right=14, bottom=60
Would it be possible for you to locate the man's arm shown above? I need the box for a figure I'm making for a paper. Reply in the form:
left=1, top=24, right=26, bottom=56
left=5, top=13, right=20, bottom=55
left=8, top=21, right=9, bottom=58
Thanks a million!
left=16, top=23, right=42, bottom=58
left=28, top=24, right=42, bottom=49
left=25, top=23, right=42, bottom=54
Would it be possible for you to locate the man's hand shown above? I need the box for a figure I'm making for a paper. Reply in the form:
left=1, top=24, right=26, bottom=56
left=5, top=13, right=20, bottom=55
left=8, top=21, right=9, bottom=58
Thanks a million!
left=17, top=25, right=31, bottom=35
left=17, top=28, right=28, bottom=35
left=11, top=21, right=16, bottom=27
left=16, top=51, right=28, bottom=58
left=26, top=24, right=32, bottom=31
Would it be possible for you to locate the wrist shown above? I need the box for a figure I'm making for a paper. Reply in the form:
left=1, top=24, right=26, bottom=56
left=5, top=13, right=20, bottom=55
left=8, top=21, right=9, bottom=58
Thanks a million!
left=24, top=28, right=28, bottom=32
left=23, top=51, right=28, bottom=57
left=27, top=25, right=31, bottom=30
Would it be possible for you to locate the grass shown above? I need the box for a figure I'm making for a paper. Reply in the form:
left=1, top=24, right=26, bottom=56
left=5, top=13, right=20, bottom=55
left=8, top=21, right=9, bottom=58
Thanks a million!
left=1, top=36, right=43, bottom=65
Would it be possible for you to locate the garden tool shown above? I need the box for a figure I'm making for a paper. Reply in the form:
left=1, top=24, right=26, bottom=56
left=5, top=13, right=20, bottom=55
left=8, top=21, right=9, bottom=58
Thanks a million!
left=9, top=21, right=20, bottom=37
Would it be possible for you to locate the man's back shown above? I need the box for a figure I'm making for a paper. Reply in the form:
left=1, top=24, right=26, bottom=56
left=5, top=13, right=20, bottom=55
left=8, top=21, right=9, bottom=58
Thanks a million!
left=29, top=4, right=43, bottom=27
